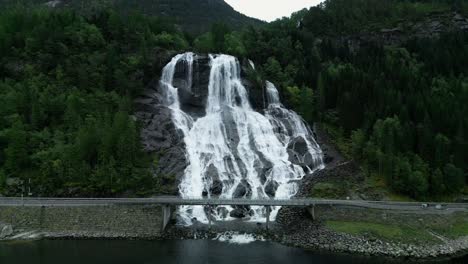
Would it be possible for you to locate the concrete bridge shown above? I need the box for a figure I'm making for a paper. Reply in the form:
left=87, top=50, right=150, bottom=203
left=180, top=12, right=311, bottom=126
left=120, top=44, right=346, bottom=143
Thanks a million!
left=1, top=197, right=467, bottom=231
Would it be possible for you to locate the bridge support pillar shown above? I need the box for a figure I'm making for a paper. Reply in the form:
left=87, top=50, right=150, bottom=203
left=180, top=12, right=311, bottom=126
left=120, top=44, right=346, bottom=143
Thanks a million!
left=208, top=206, right=212, bottom=229
left=161, top=205, right=172, bottom=232
left=265, top=206, right=272, bottom=231
left=308, top=205, right=316, bottom=221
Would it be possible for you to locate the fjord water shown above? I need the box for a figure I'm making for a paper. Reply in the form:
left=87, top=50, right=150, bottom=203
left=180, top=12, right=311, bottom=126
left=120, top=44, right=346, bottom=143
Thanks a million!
left=159, top=53, right=323, bottom=224
left=3, top=240, right=466, bottom=264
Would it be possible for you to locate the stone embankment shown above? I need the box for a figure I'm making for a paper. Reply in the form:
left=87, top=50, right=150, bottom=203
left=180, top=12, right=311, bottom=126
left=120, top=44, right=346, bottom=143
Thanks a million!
left=275, top=123, right=468, bottom=260
left=0, top=205, right=165, bottom=240
left=277, top=205, right=468, bottom=260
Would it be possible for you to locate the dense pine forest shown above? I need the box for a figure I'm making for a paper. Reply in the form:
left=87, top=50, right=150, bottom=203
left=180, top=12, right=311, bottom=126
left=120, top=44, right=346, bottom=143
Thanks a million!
left=0, top=0, right=264, bottom=34
left=0, top=0, right=466, bottom=200
left=232, top=0, right=468, bottom=200
left=0, top=8, right=190, bottom=196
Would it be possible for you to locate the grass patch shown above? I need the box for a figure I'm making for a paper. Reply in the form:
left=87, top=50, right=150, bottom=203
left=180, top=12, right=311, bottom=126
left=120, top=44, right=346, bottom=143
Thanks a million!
left=362, top=172, right=415, bottom=202
left=325, top=220, right=436, bottom=243
left=432, top=219, right=468, bottom=239
left=310, top=182, right=348, bottom=199
left=320, top=122, right=352, bottom=159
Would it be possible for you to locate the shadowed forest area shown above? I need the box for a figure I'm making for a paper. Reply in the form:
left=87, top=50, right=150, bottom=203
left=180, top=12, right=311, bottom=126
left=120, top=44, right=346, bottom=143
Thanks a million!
left=0, top=0, right=466, bottom=200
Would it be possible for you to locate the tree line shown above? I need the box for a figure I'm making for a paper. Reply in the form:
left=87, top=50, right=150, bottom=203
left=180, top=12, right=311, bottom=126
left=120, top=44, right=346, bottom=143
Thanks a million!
left=195, top=0, right=467, bottom=200
left=0, top=0, right=466, bottom=200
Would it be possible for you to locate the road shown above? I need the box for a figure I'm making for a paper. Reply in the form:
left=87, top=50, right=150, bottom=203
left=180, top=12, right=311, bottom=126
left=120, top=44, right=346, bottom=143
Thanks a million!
left=0, top=197, right=467, bottom=212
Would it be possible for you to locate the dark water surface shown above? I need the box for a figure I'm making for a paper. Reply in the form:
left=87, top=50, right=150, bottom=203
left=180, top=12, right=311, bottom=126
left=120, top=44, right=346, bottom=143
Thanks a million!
left=0, top=239, right=467, bottom=264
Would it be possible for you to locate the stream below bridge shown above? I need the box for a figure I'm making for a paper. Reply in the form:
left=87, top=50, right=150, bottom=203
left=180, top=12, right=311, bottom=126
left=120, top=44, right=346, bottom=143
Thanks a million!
left=0, top=239, right=467, bottom=264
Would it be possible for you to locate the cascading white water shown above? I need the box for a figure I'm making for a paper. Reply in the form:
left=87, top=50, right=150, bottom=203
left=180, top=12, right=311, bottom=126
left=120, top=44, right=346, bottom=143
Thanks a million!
left=159, top=53, right=324, bottom=225
left=248, top=59, right=256, bottom=70
left=265, top=81, right=324, bottom=173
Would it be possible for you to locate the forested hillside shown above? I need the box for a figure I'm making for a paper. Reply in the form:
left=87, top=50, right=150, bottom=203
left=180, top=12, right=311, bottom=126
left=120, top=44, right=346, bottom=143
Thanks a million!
left=0, top=0, right=264, bottom=34
left=188, top=0, right=467, bottom=200
left=0, top=8, right=191, bottom=196
left=203, top=0, right=467, bottom=200
left=0, top=0, right=466, bottom=201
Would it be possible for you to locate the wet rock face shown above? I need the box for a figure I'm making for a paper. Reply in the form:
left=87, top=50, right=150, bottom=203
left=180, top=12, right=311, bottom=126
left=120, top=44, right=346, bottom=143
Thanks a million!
left=341, top=12, right=468, bottom=53
left=233, top=180, right=252, bottom=199
left=135, top=53, right=266, bottom=188
left=175, top=54, right=211, bottom=117
left=135, top=82, right=188, bottom=183
left=229, top=206, right=252, bottom=218
left=287, top=136, right=318, bottom=168
left=135, top=54, right=188, bottom=186
left=206, top=164, right=223, bottom=196
left=0, top=224, right=13, bottom=239
left=265, top=180, right=279, bottom=198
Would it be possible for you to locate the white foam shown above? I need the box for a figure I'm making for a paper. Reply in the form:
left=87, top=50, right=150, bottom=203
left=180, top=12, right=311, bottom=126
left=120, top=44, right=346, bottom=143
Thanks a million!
left=214, top=232, right=264, bottom=244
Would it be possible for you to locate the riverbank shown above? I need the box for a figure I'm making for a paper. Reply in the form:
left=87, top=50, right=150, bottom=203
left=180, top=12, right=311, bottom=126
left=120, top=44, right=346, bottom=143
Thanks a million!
left=276, top=205, right=468, bottom=260
left=0, top=203, right=467, bottom=261
left=271, top=124, right=468, bottom=260
left=10, top=239, right=458, bottom=264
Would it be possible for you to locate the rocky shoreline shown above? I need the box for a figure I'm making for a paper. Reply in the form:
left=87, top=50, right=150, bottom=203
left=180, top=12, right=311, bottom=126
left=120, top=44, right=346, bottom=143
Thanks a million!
left=274, top=124, right=468, bottom=261
left=275, top=199, right=468, bottom=261
left=1, top=207, right=467, bottom=261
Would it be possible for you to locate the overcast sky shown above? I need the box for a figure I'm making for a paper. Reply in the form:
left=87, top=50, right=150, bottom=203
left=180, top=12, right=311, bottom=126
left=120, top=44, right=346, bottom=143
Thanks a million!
left=224, top=0, right=323, bottom=22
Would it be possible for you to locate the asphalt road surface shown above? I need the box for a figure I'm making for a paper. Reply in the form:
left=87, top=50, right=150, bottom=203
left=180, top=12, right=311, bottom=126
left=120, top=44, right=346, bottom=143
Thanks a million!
left=0, top=197, right=467, bottom=213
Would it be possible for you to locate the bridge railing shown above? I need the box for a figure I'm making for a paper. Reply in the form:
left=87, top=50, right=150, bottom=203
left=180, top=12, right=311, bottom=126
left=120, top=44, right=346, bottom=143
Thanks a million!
left=0, top=196, right=467, bottom=211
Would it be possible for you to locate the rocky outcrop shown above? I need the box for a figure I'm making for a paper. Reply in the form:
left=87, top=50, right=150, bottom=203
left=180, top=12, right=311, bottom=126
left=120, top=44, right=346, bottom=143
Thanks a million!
left=287, top=136, right=318, bottom=169
left=176, top=54, right=211, bottom=117
left=338, top=12, right=468, bottom=53
left=136, top=51, right=186, bottom=185
left=0, top=223, right=13, bottom=239
left=135, top=53, right=211, bottom=184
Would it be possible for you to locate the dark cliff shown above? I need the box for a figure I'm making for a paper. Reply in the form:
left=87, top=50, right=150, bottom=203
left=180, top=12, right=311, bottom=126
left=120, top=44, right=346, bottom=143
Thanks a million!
left=334, top=12, right=468, bottom=53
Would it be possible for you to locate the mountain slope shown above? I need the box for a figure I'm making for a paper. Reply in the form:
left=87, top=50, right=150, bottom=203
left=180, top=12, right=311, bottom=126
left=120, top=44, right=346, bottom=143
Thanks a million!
left=0, top=0, right=265, bottom=34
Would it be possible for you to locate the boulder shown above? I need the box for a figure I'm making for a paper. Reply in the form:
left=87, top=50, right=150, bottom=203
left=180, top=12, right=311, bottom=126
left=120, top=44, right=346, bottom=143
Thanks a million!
left=265, top=180, right=279, bottom=198
left=206, top=164, right=223, bottom=196
left=287, top=136, right=322, bottom=169
left=0, top=225, right=13, bottom=239
left=233, top=180, right=252, bottom=198
left=324, top=154, right=334, bottom=164
left=229, top=208, right=246, bottom=218
left=229, top=206, right=250, bottom=218
left=217, top=207, right=229, bottom=218
left=210, top=180, right=223, bottom=196
left=288, top=137, right=309, bottom=156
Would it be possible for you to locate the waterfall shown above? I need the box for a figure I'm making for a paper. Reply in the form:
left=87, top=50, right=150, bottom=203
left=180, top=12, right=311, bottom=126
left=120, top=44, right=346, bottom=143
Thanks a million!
left=266, top=81, right=281, bottom=105
left=265, top=81, right=324, bottom=173
left=248, top=59, right=255, bottom=70
left=159, top=53, right=324, bottom=225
